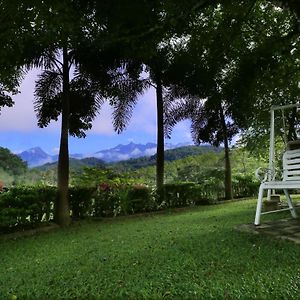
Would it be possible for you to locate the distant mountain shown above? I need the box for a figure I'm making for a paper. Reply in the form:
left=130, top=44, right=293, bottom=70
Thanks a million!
left=18, top=142, right=194, bottom=167
left=18, top=147, right=53, bottom=167
left=93, top=142, right=158, bottom=162
left=32, top=144, right=221, bottom=172
left=17, top=147, right=83, bottom=168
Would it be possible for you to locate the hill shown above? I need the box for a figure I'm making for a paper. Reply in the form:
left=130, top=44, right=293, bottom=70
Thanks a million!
left=18, top=142, right=195, bottom=167
left=34, top=145, right=220, bottom=173
left=0, top=147, right=28, bottom=185
left=36, top=157, right=106, bottom=172
left=130, top=148, right=264, bottom=185
left=111, top=145, right=221, bottom=172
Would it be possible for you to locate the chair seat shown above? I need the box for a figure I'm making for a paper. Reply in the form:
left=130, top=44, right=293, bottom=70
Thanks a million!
left=261, top=180, right=300, bottom=189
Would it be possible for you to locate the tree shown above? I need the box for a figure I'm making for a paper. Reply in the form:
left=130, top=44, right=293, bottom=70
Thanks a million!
left=28, top=0, right=153, bottom=224
left=102, top=0, right=216, bottom=191
left=164, top=0, right=298, bottom=199
left=19, top=1, right=110, bottom=226
left=225, top=1, right=300, bottom=154
left=32, top=48, right=104, bottom=226
left=0, top=1, right=38, bottom=114
left=0, top=147, right=27, bottom=176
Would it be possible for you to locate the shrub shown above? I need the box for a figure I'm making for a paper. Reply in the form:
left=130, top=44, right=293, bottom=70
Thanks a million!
left=0, top=176, right=260, bottom=233
left=0, top=186, right=56, bottom=232
left=126, top=184, right=155, bottom=213
left=93, top=183, right=154, bottom=217
left=163, top=183, right=195, bottom=208
left=69, top=187, right=95, bottom=219
left=232, top=174, right=259, bottom=198
left=160, top=183, right=212, bottom=209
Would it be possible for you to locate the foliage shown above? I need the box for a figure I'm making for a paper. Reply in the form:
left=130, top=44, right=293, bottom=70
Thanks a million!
left=162, top=183, right=211, bottom=208
left=0, top=147, right=28, bottom=186
left=0, top=185, right=56, bottom=232
left=1, top=200, right=300, bottom=299
left=0, top=147, right=27, bottom=176
left=0, top=179, right=238, bottom=232
left=133, top=148, right=262, bottom=200
left=111, top=145, right=221, bottom=172
left=69, top=187, right=95, bottom=219
left=71, top=167, right=137, bottom=187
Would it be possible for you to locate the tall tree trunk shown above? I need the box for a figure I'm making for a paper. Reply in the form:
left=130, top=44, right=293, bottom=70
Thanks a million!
left=56, top=47, right=71, bottom=226
left=156, top=71, right=164, bottom=191
left=219, top=104, right=233, bottom=200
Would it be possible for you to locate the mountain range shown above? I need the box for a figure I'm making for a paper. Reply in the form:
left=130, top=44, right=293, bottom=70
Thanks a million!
left=17, top=142, right=193, bottom=167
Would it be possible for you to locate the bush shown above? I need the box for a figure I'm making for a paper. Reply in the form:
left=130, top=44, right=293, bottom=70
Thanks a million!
left=69, top=187, right=95, bottom=219
left=232, top=174, right=259, bottom=198
left=0, top=186, right=56, bottom=232
left=126, top=184, right=155, bottom=213
left=69, top=183, right=154, bottom=218
left=0, top=176, right=260, bottom=233
left=162, top=183, right=195, bottom=208
left=93, top=183, right=154, bottom=217
left=160, top=183, right=212, bottom=209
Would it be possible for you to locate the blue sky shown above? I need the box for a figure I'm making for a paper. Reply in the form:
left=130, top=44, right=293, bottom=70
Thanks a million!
left=0, top=70, right=193, bottom=155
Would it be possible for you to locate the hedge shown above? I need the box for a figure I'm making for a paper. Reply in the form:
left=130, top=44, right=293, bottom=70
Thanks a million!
left=0, top=178, right=259, bottom=232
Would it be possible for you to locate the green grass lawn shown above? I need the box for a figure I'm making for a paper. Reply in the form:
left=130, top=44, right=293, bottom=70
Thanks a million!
left=1, top=199, right=300, bottom=299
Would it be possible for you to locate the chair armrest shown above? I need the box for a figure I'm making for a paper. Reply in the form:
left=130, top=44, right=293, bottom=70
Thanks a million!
left=255, top=167, right=276, bottom=183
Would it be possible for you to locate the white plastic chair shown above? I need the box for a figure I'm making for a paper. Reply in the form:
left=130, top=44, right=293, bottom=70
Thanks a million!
left=254, top=149, right=299, bottom=225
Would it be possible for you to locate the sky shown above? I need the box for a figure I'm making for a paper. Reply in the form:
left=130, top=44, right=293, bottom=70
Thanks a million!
left=0, top=70, right=193, bottom=155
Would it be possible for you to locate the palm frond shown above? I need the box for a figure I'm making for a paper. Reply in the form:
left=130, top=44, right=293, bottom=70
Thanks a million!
left=68, top=75, right=105, bottom=137
left=108, top=71, right=147, bottom=133
left=34, top=70, right=62, bottom=127
left=164, top=90, right=204, bottom=139
left=111, top=97, right=138, bottom=134
left=25, top=48, right=62, bottom=72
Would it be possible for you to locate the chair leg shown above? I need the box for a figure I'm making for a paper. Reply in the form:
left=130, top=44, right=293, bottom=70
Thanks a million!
left=255, top=185, right=264, bottom=226
left=283, top=189, right=297, bottom=219
left=267, top=189, right=271, bottom=201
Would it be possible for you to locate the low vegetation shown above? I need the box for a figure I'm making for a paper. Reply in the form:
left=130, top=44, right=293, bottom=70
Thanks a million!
left=0, top=147, right=263, bottom=232
left=1, top=200, right=299, bottom=299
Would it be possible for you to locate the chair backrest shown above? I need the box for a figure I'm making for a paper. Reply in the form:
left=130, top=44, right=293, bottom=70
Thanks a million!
left=283, top=149, right=300, bottom=181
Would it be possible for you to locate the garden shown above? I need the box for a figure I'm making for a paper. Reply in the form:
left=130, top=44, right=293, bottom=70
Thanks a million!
left=1, top=200, right=300, bottom=299
left=1, top=1, right=300, bottom=299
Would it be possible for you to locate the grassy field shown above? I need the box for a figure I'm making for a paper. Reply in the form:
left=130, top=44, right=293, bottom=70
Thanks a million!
left=1, top=199, right=300, bottom=299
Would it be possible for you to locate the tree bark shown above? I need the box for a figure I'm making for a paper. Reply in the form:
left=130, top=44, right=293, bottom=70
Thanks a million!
left=219, top=104, right=233, bottom=200
left=155, top=71, right=164, bottom=191
left=56, top=47, right=71, bottom=226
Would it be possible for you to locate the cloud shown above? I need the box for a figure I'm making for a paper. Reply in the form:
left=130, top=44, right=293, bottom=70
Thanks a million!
left=52, top=147, right=60, bottom=154
left=116, top=154, right=130, bottom=161
left=131, top=148, right=141, bottom=155
left=12, top=150, right=23, bottom=154
left=0, top=70, right=193, bottom=150
left=169, top=120, right=192, bottom=141
left=90, top=87, right=157, bottom=137
left=93, top=152, right=104, bottom=158
left=145, top=147, right=156, bottom=156
left=0, top=69, right=60, bottom=133
left=126, top=88, right=157, bottom=135
left=89, top=103, right=115, bottom=135
left=0, top=70, right=157, bottom=138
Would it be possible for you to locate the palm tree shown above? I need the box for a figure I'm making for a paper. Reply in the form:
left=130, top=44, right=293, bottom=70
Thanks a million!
left=32, top=47, right=103, bottom=226
left=166, top=95, right=237, bottom=199
left=110, top=56, right=169, bottom=192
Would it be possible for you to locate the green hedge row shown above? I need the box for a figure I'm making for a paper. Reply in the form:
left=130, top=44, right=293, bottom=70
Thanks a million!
left=0, top=177, right=259, bottom=232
